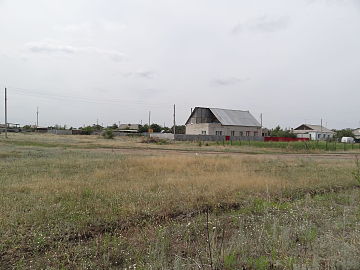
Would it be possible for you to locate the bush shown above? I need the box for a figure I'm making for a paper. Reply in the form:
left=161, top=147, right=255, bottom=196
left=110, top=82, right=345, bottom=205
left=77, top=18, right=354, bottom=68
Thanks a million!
left=81, top=126, right=94, bottom=135
left=141, top=137, right=169, bottom=145
left=102, top=129, right=114, bottom=139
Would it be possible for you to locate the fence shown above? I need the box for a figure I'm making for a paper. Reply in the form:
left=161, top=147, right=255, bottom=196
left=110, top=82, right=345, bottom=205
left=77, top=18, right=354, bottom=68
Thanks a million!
left=174, top=134, right=264, bottom=142
left=150, top=133, right=175, bottom=140
left=264, top=137, right=309, bottom=142
left=48, top=129, right=72, bottom=135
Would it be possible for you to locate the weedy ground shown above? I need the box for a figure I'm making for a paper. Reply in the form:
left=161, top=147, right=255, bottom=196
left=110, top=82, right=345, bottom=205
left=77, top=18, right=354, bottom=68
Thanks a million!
left=4, top=133, right=360, bottom=154
left=0, top=134, right=360, bottom=269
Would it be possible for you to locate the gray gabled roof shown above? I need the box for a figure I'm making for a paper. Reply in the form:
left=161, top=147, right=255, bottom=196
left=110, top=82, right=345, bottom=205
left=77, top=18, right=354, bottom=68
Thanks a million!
left=209, top=108, right=261, bottom=127
left=294, top=124, right=334, bottom=133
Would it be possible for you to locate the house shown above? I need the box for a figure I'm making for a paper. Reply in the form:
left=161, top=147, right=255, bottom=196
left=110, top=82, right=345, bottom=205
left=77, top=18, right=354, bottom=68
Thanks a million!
left=118, top=124, right=140, bottom=130
left=353, top=128, right=360, bottom=140
left=185, top=107, right=261, bottom=137
left=293, top=124, right=335, bottom=141
left=262, top=128, right=270, bottom=137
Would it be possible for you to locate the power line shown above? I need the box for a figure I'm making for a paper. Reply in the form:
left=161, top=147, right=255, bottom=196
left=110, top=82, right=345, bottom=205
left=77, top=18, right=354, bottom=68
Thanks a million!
left=4, top=85, right=178, bottom=107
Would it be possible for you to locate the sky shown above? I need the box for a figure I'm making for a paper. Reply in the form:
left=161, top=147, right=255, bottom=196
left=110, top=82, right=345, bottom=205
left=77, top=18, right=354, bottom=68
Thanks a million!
left=0, top=0, right=359, bottom=129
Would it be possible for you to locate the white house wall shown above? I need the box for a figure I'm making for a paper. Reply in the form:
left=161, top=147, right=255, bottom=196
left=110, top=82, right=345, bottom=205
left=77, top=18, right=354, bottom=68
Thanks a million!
left=296, top=131, right=334, bottom=140
left=186, top=123, right=261, bottom=136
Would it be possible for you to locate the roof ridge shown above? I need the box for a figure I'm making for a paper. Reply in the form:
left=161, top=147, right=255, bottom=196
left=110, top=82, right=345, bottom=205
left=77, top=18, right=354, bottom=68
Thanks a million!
left=209, top=107, right=249, bottom=112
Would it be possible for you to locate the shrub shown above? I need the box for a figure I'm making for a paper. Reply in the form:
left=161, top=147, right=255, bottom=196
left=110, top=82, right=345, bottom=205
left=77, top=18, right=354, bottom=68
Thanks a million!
left=353, top=155, right=360, bottom=185
left=102, top=129, right=114, bottom=139
left=141, top=137, right=169, bottom=144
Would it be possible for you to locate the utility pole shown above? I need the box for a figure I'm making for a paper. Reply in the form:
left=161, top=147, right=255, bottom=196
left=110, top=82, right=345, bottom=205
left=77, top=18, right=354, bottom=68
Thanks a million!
left=36, top=107, right=39, bottom=128
left=321, top=118, right=323, bottom=132
left=4, top=87, right=7, bottom=138
left=260, top=113, right=263, bottom=137
left=173, top=104, right=176, bottom=135
left=148, top=111, right=151, bottom=127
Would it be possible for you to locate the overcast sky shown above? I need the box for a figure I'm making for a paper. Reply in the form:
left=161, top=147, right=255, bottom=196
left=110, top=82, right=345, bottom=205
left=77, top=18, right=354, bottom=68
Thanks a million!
left=0, top=0, right=359, bottom=129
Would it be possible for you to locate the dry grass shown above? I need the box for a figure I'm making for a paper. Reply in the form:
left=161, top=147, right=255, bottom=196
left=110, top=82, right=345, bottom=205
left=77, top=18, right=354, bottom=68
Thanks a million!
left=1, top=135, right=360, bottom=269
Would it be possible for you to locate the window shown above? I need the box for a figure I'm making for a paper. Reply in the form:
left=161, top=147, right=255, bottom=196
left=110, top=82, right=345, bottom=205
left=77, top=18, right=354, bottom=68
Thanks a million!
left=231, top=131, right=235, bottom=136
left=215, top=131, right=223, bottom=136
left=246, top=131, right=250, bottom=136
left=201, top=131, right=206, bottom=135
left=239, top=131, right=243, bottom=136
left=318, top=134, right=321, bottom=139
left=254, top=132, right=258, bottom=137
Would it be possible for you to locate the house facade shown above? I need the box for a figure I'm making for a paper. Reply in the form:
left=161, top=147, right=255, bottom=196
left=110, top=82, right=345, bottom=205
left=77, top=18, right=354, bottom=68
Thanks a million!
left=185, top=107, right=261, bottom=137
left=293, top=124, right=335, bottom=141
left=353, top=128, right=360, bottom=140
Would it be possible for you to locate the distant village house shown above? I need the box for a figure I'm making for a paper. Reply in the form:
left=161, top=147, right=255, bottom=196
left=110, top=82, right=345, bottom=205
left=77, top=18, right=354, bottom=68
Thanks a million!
left=353, top=128, right=360, bottom=140
left=185, top=107, right=261, bottom=137
left=293, top=124, right=335, bottom=140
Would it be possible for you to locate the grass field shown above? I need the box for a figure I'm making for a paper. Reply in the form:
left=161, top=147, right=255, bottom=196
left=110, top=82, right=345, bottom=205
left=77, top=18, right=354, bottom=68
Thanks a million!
left=1, top=134, right=360, bottom=269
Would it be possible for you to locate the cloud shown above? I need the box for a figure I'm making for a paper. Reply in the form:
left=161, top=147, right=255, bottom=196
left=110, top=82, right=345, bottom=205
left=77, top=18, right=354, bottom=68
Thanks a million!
left=25, top=41, right=125, bottom=62
left=306, top=0, right=360, bottom=10
left=26, top=42, right=76, bottom=54
left=233, top=15, right=290, bottom=34
left=84, top=47, right=125, bottom=62
left=54, top=21, right=126, bottom=35
left=121, top=70, right=156, bottom=79
left=212, top=77, right=250, bottom=86
left=54, top=23, right=93, bottom=34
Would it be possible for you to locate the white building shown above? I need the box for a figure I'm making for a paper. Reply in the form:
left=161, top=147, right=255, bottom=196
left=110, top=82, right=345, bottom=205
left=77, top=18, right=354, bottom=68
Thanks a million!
left=185, top=107, right=261, bottom=137
left=353, top=128, right=360, bottom=140
left=293, top=124, right=335, bottom=141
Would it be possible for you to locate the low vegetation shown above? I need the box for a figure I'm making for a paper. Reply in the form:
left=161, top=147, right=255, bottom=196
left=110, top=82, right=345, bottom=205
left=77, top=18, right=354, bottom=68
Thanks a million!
left=1, top=134, right=360, bottom=269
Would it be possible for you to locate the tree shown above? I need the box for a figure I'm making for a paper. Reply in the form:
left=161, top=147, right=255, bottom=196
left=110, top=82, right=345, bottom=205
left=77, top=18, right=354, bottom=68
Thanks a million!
left=22, top=125, right=35, bottom=132
left=109, top=123, right=118, bottom=129
left=334, top=129, right=354, bottom=139
left=161, top=126, right=172, bottom=133
left=92, top=124, right=103, bottom=131
left=80, top=126, right=94, bottom=135
left=138, top=124, right=149, bottom=133
left=270, top=125, right=296, bottom=138
left=150, top=124, right=162, bottom=133
left=171, top=125, right=186, bottom=134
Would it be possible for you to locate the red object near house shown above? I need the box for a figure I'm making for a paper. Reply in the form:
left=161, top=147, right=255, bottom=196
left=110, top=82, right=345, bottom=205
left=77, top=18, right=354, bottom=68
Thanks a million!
left=264, top=137, right=309, bottom=142
left=225, top=136, right=230, bottom=141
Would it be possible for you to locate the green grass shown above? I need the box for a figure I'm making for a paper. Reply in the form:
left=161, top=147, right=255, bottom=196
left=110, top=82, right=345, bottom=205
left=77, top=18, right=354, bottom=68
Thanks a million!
left=3, top=133, right=360, bottom=155
left=212, top=139, right=360, bottom=152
